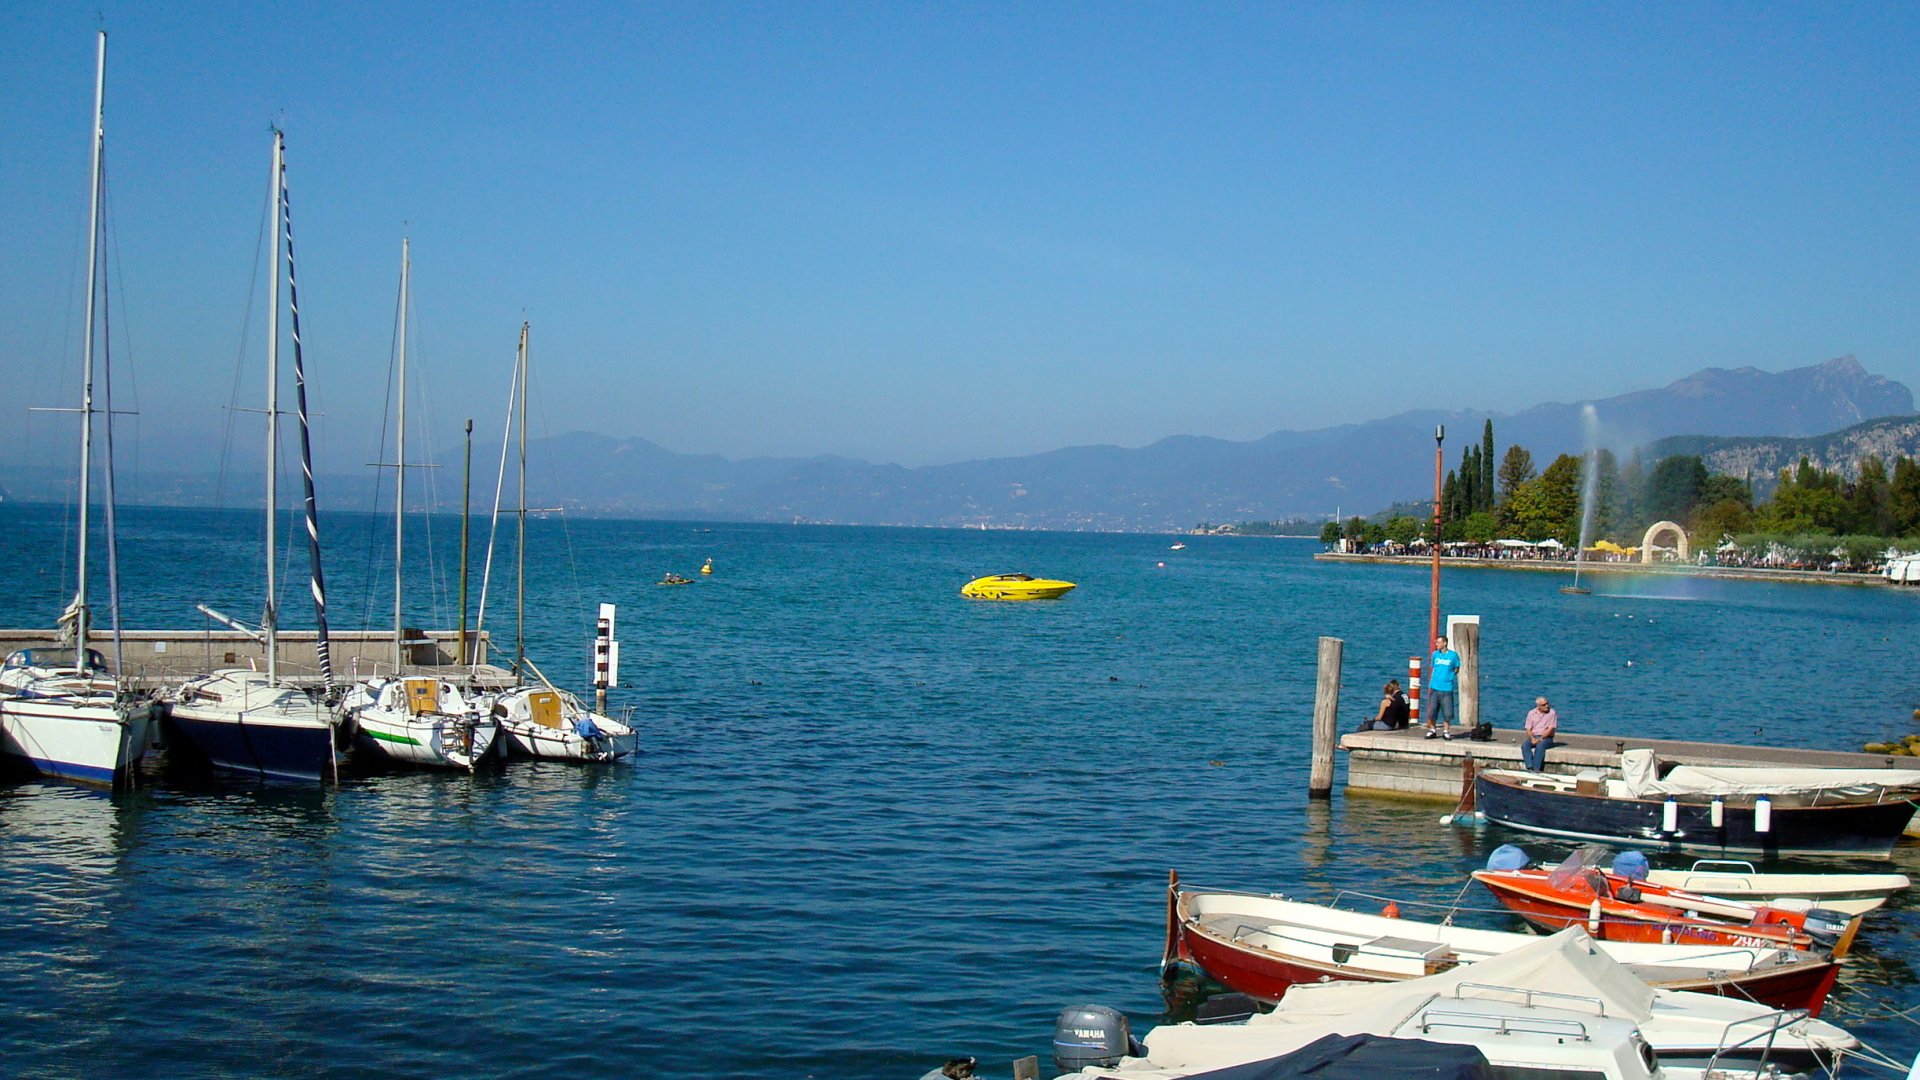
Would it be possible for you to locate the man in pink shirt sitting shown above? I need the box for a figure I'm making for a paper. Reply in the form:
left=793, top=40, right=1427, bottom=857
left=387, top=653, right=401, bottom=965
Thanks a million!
left=1521, top=696, right=1558, bottom=772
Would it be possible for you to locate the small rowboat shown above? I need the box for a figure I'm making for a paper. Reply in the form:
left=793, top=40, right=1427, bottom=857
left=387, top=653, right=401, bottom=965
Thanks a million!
left=1642, top=860, right=1910, bottom=917
left=1162, top=875, right=1842, bottom=1015
left=1472, top=855, right=1859, bottom=957
left=959, top=573, right=1076, bottom=600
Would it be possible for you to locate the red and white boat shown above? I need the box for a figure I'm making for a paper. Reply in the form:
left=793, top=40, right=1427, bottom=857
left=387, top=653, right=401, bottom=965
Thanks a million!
left=1471, top=848, right=1861, bottom=957
left=1161, top=873, right=1842, bottom=1016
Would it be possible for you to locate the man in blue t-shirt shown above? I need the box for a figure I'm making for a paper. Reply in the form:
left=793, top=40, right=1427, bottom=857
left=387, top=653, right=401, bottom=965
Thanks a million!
left=1425, top=634, right=1461, bottom=739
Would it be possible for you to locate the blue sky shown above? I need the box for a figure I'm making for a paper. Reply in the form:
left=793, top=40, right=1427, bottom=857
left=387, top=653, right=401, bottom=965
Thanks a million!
left=3, top=3, right=1917, bottom=480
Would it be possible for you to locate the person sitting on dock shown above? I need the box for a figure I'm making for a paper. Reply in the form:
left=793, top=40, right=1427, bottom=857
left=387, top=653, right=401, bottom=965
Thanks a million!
left=1424, top=635, right=1460, bottom=739
left=1521, top=695, right=1559, bottom=771
left=1358, top=679, right=1411, bottom=731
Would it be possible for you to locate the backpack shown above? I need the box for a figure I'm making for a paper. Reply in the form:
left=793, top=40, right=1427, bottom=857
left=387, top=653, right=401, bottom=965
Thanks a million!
left=1468, top=720, right=1494, bottom=742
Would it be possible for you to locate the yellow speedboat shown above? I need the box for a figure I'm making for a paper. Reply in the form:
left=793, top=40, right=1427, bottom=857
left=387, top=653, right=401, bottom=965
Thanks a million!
left=960, top=573, right=1077, bottom=601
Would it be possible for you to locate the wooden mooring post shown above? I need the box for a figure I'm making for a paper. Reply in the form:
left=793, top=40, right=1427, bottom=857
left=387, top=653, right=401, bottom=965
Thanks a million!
left=1309, top=636, right=1342, bottom=799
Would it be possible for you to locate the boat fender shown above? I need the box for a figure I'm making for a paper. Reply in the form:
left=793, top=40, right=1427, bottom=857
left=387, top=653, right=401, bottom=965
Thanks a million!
left=1052, top=1005, right=1131, bottom=1073
left=1588, top=898, right=1602, bottom=934
left=1486, top=844, right=1530, bottom=872
left=1381, top=901, right=1400, bottom=918
left=1755, top=797, right=1772, bottom=833
left=1661, top=798, right=1679, bottom=833
left=1710, top=797, right=1725, bottom=827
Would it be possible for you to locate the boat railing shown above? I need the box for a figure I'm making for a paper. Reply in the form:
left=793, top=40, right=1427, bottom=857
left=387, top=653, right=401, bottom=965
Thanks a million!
left=1449, top=982, right=1611, bottom=1017
left=1699, top=1008, right=1809, bottom=1079
left=1416, top=1007, right=1592, bottom=1042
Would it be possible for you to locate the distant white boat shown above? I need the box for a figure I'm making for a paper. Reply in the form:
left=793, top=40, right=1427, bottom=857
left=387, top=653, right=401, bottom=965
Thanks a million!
left=1170, top=542, right=1187, bottom=550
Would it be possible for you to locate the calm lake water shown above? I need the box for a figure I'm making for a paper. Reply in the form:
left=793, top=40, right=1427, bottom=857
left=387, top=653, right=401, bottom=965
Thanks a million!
left=1, top=504, right=1917, bottom=1077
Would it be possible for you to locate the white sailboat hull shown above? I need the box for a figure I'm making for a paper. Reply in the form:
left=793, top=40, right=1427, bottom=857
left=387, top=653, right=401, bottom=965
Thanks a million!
left=0, top=695, right=152, bottom=785
left=498, top=717, right=638, bottom=761
left=352, top=705, right=498, bottom=770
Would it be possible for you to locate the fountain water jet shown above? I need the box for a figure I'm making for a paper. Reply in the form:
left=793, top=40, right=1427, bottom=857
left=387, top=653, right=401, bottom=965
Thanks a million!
left=1561, top=404, right=1601, bottom=595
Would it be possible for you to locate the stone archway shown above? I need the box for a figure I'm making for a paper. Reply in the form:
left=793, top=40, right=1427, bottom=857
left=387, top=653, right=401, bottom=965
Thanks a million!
left=1641, top=520, right=1689, bottom=564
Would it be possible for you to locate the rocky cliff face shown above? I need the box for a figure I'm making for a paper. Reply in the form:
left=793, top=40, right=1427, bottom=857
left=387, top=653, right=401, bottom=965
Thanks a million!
left=1652, top=415, right=1920, bottom=494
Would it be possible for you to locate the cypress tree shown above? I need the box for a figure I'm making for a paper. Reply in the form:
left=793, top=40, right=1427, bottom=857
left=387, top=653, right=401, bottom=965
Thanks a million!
left=1481, top=421, right=1496, bottom=513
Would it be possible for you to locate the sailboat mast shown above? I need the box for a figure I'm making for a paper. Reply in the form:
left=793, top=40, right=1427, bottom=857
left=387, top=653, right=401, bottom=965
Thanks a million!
left=458, top=418, right=472, bottom=666
left=72, top=30, right=106, bottom=669
left=515, top=321, right=528, bottom=675
left=393, top=238, right=410, bottom=674
left=264, top=131, right=284, bottom=683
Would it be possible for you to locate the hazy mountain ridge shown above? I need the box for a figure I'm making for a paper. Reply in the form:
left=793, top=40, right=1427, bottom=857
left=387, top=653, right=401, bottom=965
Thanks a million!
left=2, top=356, right=1910, bottom=528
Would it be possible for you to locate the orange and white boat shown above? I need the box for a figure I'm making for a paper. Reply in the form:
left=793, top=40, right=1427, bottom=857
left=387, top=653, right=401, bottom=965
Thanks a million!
left=1472, top=847, right=1860, bottom=956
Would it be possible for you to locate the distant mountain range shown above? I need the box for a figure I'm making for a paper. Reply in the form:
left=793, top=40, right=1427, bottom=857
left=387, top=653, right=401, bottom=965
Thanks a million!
left=2, top=356, right=1912, bottom=530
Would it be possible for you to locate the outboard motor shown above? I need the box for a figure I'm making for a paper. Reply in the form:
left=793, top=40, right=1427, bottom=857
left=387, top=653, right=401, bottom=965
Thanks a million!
left=1800, top=908, right=1853, bottom=949
left=1485, top=844, right=1530, bottom=872
left=1053, top=1005, right=1132, bottom=1073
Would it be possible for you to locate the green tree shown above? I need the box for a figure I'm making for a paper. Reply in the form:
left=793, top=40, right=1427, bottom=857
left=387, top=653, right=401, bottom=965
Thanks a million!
left=1851, top=456, right=1892, bottom=536
left=1319, top=520, right=1342, bottom=546
left=1508, top=454, right=1582, bottom=543
left=1647, top=455, right=1708, bottom=524
left=1496, top=445, right=1535, bottom=506
left=1384, top=516, right=1421, bottom=545
left=1480, top=421, right=1496, bottom=513
left=1460, top=510, right=1498, bottom=543
left=1890, top=457, right=1920, bottom=536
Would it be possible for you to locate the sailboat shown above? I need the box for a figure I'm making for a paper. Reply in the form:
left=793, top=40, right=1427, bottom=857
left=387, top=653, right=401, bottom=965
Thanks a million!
left=339, top=240, right=499, bottom=770
left=486, top=323, right=637, bottom=762
left=165, top=130, right=345, bottom=782
left=0, top=32, right=156, bottom=785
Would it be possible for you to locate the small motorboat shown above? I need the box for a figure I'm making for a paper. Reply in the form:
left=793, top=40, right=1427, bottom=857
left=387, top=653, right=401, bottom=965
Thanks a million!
left=491, top=685, right=638, bottom=762
left=1473, top=748, right=1920, bottom=857
left=1170, top=541, right=1187, bottom=550
left=1077, top=925, right=1856, bottom=1078
left=1472, top=846, right=1858, bottom=956
left=658, top=573, right=693, bottom=586
left=1642, top=859, right=1910, bottom=917
left=1162, top=874, right=1842, bottom=1015
left=959, top=573, right=1076, bottom=600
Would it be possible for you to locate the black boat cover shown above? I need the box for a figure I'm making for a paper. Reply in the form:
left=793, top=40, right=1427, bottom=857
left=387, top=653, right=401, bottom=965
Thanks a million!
left=1149, top=1033, right=1491, bottom=1080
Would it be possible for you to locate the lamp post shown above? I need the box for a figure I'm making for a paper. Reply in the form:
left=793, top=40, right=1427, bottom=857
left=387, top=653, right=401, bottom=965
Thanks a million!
left=1429, top=425, right=1445, bottom=649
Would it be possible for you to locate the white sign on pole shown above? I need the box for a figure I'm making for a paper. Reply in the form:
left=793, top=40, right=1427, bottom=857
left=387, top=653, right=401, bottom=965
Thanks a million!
left=594, top=603, right=618, bottom=689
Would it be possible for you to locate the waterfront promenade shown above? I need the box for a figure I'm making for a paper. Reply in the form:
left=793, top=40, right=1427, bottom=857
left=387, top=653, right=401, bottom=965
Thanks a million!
left=1315, top=551, right=1894, bottom=587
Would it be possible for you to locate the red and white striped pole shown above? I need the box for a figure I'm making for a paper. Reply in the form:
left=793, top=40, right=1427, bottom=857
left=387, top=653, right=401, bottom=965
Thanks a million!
left=1407, top=655, right=1423, bottom=726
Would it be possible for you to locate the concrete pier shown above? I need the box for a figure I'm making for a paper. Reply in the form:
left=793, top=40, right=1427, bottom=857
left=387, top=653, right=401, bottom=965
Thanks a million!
left=0, top=627, right=520, bottom=691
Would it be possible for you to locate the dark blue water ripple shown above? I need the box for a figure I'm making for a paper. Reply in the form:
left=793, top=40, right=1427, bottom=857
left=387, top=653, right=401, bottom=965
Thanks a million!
left=1, top=505, right=1917, bottom=1076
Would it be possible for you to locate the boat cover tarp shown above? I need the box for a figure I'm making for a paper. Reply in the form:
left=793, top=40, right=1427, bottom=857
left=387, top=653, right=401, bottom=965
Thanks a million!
left=1139, top=930, right=1648, bottom=1070
left=1619, top=748, right=1920, bottom=798
left=1167, top=1034, right=1488, bottom=1080
left=1253, top=927, right=1657, bottom=1026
